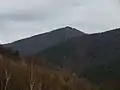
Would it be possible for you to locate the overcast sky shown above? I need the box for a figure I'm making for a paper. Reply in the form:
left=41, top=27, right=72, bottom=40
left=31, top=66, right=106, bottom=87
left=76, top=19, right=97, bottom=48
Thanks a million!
left=0, top=0, right=120, bottom=43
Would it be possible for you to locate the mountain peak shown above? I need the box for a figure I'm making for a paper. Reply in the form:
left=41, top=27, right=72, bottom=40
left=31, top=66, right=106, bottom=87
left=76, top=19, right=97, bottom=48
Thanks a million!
left=56, top=26, right=81, bottom=31
left=51, top=26, right=85, bottom=35
left=56, top=26, right=85, bottom=38
left=63, top=26, right=74, bottom=29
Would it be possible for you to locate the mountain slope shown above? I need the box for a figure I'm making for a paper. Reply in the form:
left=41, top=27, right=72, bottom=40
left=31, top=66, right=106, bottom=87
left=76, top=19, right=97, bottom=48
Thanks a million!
left=35, top=28, right=120, bottom=82
left=5, top=26, right=85, bottom=56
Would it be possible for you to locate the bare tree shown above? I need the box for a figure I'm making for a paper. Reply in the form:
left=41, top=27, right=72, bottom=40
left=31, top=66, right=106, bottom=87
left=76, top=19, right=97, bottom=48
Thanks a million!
left=0, top=69, right=11, bottom=90
left=4, top=70, right=11, bottom=90
left=0, top=56, right=11, bottom=90
left=29, top=61, right=36, bottom=90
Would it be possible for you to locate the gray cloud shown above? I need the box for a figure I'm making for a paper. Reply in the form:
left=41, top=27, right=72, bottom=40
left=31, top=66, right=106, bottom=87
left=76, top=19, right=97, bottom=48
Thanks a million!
left=0, top=0, right=120, bottom=43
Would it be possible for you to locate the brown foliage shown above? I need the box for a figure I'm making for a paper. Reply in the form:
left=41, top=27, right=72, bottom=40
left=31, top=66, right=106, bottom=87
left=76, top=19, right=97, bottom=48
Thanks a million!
left=0, top=56, right=116, bottom=90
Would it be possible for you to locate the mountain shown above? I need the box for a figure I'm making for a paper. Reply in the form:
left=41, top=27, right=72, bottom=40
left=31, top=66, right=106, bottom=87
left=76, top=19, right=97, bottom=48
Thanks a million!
left=35, top=28, right=120, bottom=82
left=5, top=26, right=85, bottom=56
left=4, top=27, right=120, bottom=84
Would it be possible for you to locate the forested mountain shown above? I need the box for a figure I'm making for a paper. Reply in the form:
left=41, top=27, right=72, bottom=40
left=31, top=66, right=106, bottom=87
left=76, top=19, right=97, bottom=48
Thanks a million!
left=3, top=27, right=120, bottom=86
left=35, top=28, right=120, bottom=83
left=5, top=26, right=85, bottom=56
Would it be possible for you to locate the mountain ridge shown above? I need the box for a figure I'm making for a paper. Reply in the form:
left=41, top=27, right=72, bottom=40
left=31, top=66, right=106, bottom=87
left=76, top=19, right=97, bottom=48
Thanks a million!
left=4, top=26, right=85, bottom=56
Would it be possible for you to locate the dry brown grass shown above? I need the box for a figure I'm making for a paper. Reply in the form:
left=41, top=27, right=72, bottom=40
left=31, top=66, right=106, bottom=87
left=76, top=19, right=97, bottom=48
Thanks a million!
left=0, top=56, right=116, bottom=90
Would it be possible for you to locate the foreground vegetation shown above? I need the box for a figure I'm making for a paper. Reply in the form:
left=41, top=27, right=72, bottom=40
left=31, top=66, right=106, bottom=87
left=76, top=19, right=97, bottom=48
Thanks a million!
left=0, top=55, right=119, bottom=90
left=0, top=56, right=93, bottom=90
